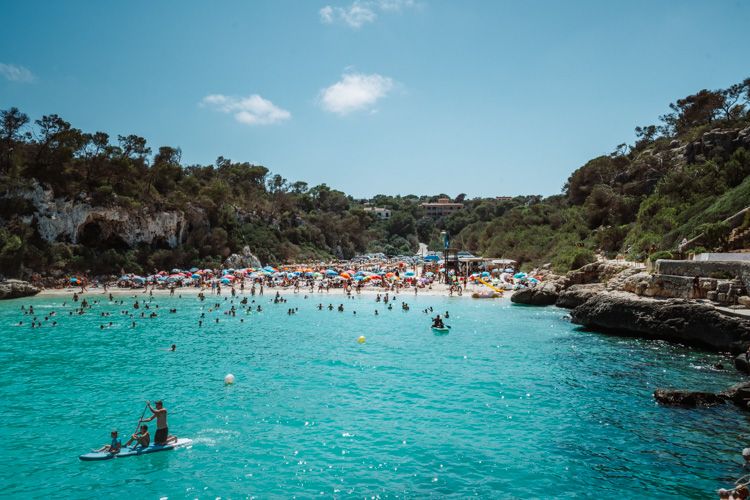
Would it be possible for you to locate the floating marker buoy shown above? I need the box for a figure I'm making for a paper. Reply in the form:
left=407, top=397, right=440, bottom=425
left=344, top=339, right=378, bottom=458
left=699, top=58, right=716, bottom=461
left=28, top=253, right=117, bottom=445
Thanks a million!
left=224, top=374, right=235, bottom=385
left=358, top=336, right=365, bottom=343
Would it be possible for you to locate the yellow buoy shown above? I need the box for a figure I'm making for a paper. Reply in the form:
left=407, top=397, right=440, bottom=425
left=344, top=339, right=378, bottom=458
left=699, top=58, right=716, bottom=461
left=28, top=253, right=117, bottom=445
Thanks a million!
left=358, top=336, right=366, bottom=343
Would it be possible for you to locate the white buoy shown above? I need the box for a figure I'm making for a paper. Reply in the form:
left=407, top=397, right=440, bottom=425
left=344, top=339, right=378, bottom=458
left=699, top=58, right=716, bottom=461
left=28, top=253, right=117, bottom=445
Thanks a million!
left=224, top=373, right=235, bottom=385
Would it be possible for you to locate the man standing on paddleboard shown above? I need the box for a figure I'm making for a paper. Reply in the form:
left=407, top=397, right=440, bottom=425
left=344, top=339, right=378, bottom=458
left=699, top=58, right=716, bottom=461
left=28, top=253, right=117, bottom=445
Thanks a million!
left=140, top=400, right=177, bottom=445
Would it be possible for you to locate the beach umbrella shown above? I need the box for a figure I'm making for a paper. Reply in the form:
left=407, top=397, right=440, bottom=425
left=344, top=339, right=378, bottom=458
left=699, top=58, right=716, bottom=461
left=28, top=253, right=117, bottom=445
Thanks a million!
left=189, top=267, right=199, bottom=273
left=404, top=271, right=415, bottom=277
left=220, top=278, right=231, bottom=283
left=325, top=269, right=338, bottom=276
left=224, top=275, right=235, bottom=280
left=418, top=277, right=430, bottom=283
left=528, top=277, right=539, bottom=283
left=119, top=276, right=130, bottom=280
left=305, top=271, right=314, bottom=276
left=385, top=272, right=395, bottom=277
left=313, top=272, right=322, bottom=278
left=425, top=272, right=434, bottom=277
left=513, top=273, right=527, bottom=279
left=191, top=274, right=201, bottom=280
left=370, top=275, right=382, bottom=280
left=171, top=268, right=180, bottom=274
left=481, top=272, right=490, bottom=277
left=354, top=276, right=365, bottom=281
left=132, top=277, right=145, bottom=283
left=424, top=255, right=439, bottom=262
left=505, top=268, right=514, bottom=273
left=340, top=273, right=351, bottom=279
left=355, top=271, right=365, bottom=276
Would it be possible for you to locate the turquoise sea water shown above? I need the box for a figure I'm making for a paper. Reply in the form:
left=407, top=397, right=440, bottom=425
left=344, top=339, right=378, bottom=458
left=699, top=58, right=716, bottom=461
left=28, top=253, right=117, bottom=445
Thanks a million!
left=0, top=291, right=747, bottom=499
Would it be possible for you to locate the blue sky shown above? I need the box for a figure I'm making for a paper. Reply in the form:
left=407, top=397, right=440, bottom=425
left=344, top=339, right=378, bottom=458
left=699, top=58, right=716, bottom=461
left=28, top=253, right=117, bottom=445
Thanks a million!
left=2, top=1, right=749, bottom=200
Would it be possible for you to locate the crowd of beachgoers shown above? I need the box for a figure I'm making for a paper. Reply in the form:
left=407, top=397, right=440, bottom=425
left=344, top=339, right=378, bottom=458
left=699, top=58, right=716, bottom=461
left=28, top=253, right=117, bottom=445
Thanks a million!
left=36, top=261, right=536, bottom=298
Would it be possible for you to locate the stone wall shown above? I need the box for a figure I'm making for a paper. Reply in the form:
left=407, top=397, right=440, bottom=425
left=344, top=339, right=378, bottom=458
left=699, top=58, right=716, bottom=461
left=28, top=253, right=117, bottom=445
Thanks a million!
left=655, top=259, right=750, bottom=289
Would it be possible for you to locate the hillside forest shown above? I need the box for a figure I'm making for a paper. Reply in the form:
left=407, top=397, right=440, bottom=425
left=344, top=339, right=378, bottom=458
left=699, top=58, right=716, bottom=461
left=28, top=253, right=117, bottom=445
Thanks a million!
left=1, top=77, right=750, bottom=278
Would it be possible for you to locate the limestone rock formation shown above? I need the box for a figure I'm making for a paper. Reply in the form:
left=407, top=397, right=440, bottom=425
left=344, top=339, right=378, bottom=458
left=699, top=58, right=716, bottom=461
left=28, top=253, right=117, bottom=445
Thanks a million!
left=735, top=353, right=750, bottom=375
left=718, top=381, right=750, bottom=405
left=0, top=279, right=40, bottom=300
left=510, top=282, right=559, bottom=305
left=653, top=388, right=725, bottom=408
left=224, top=246, right=262, bottom=269
left=570, top=292, right=750, bottom=350
left=5, top=181, right=208, bottom=250
left=555, top=284, right=605, bottom=309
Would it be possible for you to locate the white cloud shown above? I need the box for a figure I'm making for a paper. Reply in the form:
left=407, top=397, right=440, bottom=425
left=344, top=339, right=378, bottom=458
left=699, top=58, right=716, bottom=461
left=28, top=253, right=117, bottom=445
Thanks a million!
left=319, top=72, right=394, bottom=115
left=201, top=94, right=291, bottom=125
left=0, top=63, right=36, bottom=83
left=319, top=0, right=414, bottom=28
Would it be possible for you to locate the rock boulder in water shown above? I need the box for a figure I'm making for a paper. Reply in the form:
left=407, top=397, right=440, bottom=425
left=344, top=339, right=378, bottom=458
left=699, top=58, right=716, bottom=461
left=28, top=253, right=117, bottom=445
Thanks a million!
left=510, top=284, right=558, bottom=306
left=570, top=292, right=750, bottom=350
left=653, top=388, right=725, bottom=407
left=555, top=284, right=605, bottom=309
left=0, top=279, right=40, bottom=300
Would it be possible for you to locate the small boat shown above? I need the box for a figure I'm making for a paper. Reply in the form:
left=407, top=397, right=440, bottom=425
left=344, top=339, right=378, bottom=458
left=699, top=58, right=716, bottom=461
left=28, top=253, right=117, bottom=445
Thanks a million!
left=79, top=438, right=193, bottom=461
left=471, top=291, right=502, bottom=299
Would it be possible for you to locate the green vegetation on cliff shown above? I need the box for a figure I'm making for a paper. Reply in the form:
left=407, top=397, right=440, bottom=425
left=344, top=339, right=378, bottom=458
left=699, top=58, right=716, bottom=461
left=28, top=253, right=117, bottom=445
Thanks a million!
left=1, top=78, right=749, bottom=278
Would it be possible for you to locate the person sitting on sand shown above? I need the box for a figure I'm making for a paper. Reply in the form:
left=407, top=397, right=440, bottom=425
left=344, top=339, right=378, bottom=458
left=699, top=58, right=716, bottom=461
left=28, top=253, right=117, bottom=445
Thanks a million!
left=124, top=424, right=150, bottom=450
left=92, top=430, right=122, bottom=454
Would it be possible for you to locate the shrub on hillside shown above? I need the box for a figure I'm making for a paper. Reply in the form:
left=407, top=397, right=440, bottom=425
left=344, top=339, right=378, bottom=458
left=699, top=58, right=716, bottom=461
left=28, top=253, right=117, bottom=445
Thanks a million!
left=649, top=251, right=674, bottom=262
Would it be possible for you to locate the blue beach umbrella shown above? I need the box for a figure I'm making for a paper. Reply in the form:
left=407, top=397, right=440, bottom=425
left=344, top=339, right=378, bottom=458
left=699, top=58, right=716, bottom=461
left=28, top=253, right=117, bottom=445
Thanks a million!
left=481, top=272, right=490, bottom=277
left=505, top=268, right=514, bottom=273
left=513, top=273, right=527, bottom=279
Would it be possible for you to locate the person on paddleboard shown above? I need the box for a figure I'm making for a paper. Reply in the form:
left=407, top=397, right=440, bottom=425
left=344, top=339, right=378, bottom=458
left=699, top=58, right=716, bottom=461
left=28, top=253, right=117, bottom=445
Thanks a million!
left=92, top=430, right=122, bottom=454
left=431, top=315, right=444, bottom=328
left=124, top=424, right=150, bottom=450
left=140, top=400, right=177, bottom=445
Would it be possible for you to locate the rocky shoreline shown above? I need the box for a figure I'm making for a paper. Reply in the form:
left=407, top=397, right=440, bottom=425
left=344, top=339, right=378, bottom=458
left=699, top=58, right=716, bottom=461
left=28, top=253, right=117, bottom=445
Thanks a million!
left=0, top=279, right=40, bottom=300
left=512, top=260, right=750, bottom=353
left=511, top=259, right=750, bottom=415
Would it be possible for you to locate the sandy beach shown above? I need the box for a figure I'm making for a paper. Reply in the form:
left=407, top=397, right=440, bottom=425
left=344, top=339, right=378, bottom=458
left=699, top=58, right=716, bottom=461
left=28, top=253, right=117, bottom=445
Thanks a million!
left=34, top=279, right=506, bottom=300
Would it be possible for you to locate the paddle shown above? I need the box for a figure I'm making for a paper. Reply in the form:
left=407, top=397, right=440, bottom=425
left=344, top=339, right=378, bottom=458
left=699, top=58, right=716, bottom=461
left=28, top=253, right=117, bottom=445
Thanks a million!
left=132, top=402, right=149, bottom=440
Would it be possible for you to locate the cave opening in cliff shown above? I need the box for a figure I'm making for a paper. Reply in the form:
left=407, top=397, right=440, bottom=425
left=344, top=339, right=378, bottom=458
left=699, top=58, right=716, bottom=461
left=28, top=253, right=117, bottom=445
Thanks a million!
left=79, top=222, right=129, bottom=251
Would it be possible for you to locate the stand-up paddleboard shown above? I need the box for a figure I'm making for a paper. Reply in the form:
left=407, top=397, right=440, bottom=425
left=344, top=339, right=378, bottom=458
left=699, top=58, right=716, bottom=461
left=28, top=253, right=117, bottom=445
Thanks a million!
left=432, top=326, right=450, bottom=333
left=79, top=438, right=193, bottom=461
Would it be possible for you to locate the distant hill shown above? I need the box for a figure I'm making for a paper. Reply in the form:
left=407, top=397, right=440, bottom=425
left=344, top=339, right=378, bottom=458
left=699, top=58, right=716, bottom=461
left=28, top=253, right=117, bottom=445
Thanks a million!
left=1, top=78, right=749, bottom=278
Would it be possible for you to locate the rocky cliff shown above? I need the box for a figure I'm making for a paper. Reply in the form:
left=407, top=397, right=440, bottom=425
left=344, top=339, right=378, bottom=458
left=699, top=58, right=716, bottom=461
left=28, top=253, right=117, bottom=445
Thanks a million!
left=569, top=292, right=750, bottom=351
left=4, top=181, right=208, bottom=250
